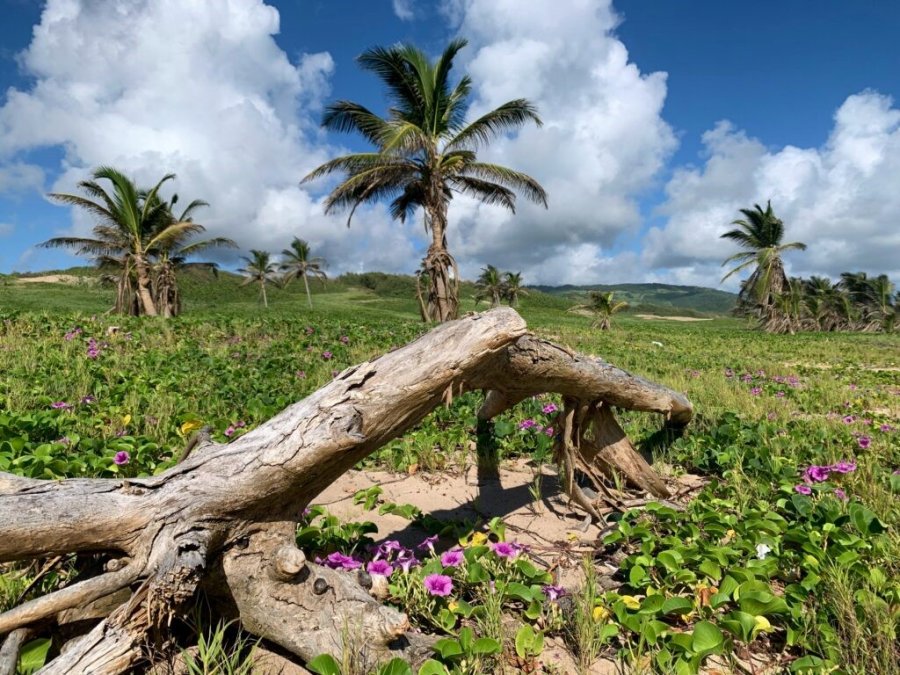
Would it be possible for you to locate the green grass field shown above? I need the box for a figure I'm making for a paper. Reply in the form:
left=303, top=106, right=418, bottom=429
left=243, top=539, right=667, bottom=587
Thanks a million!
left=0, top=275, right=897, bottom=674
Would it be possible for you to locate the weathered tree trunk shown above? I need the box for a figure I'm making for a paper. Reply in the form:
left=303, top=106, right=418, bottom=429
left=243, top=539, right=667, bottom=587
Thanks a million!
left=133, top=255, right=158, bottom=317
left=0, top=309, right=690, bottom=674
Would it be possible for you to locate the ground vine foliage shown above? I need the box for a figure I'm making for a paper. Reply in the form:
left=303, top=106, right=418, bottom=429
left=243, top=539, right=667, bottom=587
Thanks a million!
left=0, top=292, right=898, bottom=673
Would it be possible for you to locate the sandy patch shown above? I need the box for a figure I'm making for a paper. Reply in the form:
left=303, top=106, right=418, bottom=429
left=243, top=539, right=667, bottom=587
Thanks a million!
left=15, top=274, right=92, bottom=285
left=635, top=314, right=712, bottom=322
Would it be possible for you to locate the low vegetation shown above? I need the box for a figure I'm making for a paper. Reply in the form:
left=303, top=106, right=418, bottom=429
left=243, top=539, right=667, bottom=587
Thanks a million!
left=0, top=276, right=896, bottom=674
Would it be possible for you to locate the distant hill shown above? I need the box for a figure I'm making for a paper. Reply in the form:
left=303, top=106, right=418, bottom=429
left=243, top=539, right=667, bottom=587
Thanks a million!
left=532, top=282, right=737, bottom=316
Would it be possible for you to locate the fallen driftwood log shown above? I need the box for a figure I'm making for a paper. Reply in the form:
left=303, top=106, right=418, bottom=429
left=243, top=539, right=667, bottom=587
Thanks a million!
left=0, top=308, right=691, bottom=673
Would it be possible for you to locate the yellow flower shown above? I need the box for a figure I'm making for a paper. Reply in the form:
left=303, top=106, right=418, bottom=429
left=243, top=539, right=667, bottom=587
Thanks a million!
left=467, top=532, right=488, bottom=547
left=180, top=420, right=203, bottom=436
left=620, top=595, right=640, bottom=610
left=449, top=601, right=459, bottom=612
left=121, top=414, right=131, bottom=427
left=592, top=605, right=610, bottom=622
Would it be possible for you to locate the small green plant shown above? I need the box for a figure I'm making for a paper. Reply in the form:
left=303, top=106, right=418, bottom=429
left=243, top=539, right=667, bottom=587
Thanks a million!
left=180, top=620, right=256, bottom=675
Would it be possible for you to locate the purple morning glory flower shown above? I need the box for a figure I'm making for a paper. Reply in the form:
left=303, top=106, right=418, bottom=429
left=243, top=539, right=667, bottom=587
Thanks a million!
left=395, top=549, right=419, bottom=572
left=804, top=465, right=831, bottom=483
left=724, top=368, right=734, bottom=378
left=833, top=488, right=848, bottom=500
left=50, top=401, right=72, bottom=410
left=795, top=484, right=812, bottom=495
left=831, top=460, right=857, bottom=474
left=842, top=415, right=856, bottom=424
left=80, top=395, right=96, bottom=404
left=424, top=574, right=453, bottom=597
left=542, top=585, right=567, bottom=601
left=224, top=425, right=235, bottom=437
left=114, top=451, right=130, bottom=465
left=417, top=535, right=439, bottom=553
left=518, top=419, right=537, bottom=430
left=491, top=542, right=518, bottom=559
left=340, top=335, right=349, bottom=344
left=741, top=374, right=753, bottom=383
left=750, top=387, right=762, bottom=396
left=542, top=403, right=558, bottom=414
left=857, top=436, right=871, bottom=449
left=440, top=548, right=464, bottom=567
left=322, top=350, right=333, bottom=360
left=367, top=560, right=393, bottom=576
left=544, top=426, right=554, bottom=437
left=325, top=552, right=360, bottom=570
left=880, top=424, right=893, bottom=432
left=776, top=391, right=785, bottom=398
left=374, top=540, right=403, bottom=560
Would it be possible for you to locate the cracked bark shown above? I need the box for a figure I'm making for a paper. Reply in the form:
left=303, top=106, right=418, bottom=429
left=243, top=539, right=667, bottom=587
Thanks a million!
left=0, top=308, right=691, bottom=674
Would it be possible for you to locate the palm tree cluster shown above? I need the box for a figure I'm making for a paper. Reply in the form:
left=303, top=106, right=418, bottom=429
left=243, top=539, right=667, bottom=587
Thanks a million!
left=238, top=238, right=328, bottom=309
left=568, top=291, right=629, bottom=331
left=721, top=201, right=896, bottom=333
left=303, top=39, right=547, bottom=323
left=474, top=265, right=528, bottom=308
left=41, top=167, right=236, bottom=317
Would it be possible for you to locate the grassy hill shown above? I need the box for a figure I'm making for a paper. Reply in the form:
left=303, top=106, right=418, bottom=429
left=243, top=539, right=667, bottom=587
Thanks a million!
left=533, top=282, right=737, bottom=316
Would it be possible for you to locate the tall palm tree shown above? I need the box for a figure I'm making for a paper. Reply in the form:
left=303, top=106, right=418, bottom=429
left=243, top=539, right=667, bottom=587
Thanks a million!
left=238, top=250, right=278, bottom=308
left=720, top=201, right=807, bottom=321
left=475, top=264, right=505, bottom=308
left=148, top=193, right=236, bottom=317
left=41, top=167, right=196, bottom=316
left=302, top=39, right=548, bottom=323
left=503, top=271, right=527, bottom=307
left=279, top=238, right=327, bottom=309
left=570, top=291, right=629, bottom=331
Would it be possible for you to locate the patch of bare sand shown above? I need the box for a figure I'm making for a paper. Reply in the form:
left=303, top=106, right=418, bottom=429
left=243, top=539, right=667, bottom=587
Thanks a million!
left=15, top=274, right=92, bottom=285
left=635, top=314, right=712, bottom=322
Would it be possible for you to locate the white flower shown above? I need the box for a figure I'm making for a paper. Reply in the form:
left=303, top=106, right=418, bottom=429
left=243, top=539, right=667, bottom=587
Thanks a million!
left=755, top=543, right=772, bottom=560
left=651, top=341, right=663, bottom=347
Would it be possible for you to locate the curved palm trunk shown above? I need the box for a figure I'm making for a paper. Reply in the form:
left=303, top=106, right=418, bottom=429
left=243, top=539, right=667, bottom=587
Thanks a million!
left=422, top=204, right=459, bottom=323
left=303, top=274, right=312, bottom=309
left=133, top=256, right=158, bottom=317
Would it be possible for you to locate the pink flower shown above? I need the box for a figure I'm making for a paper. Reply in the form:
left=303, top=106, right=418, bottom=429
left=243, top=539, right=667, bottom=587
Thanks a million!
left=417, top=535, right=439, bottom=553
left=340, top=336, right=350, bottom=344
left=833, top=488, right=847, bottom=500
left=491, top=542, right=518, bottom=559
left=544, top=426, right=554, bottom=437
left=50, top=401, right=72, bottom=410
left=842, top=415, right=856, bottom=424
left=542, top=585, right=567, bottom=601
left=518, top=419, right=537, bottom=430
left=80, top=395, right=96, bottom=404
left=114, top=451, right=130, bottom=465
left=880, top=424, right=893, bottom=432
left=750, top=387, right=762, bottom=396
left=776, top=391, right=785, bottom=398
left=831, top=460, right=857, bottom=474
left=224, top=425, right=235, bottom=437
left=542, top=403, right=558, bottom=414
left=795, top=484, right=812, bottom=495
left=325, top=552, right=360, bottom=570
left=857, top=436, right=871, bottom=449
left=322, top=351, right=333, bottom=360
left=374, top=540, right=403, bottom=560
left=440, top=548, right=464, bottom=567
left=804, top=465, right=831, bottom=482
left=367, top=560, right=393, bottom=576
left=424, top=574, right=453, bottom=597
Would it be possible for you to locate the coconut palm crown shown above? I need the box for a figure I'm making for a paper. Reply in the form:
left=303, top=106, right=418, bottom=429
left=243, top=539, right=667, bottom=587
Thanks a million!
left=302, top=38, right=548, bottom=322
left=40, top=167, right=209, bottom=317
left=279, top=238, right=327, bottom=309
left=238, top=250, right=279, bottom=308
left=503, top=271, right=528, bottom=307
left=720, top=201, right=807, bottom=317
left=474, top=264, right=505, bottom=308
left=570, top=291, right=629, bottom=331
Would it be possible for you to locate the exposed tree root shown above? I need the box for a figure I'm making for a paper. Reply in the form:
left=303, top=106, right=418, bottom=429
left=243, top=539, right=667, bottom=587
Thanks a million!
left=0, top=308, right=691, bottom=673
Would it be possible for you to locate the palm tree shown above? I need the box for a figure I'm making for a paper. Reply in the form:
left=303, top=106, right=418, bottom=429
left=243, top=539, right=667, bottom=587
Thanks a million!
left=279, top=238, right=327, bottom=309
left=149, top=193, right=236, bottom=317
left=302, top=39, right=547, bottom=323
left=475, top=265, right=505, bottom=308
left=41, top=167, right=196, bottom=316
left=238, top=250, right=278, bottom=308
left=503, top=271, right=527, bottom=307
left=720, top=201, right=807, bottom=322
left=570, top=291, right=629, bottom=331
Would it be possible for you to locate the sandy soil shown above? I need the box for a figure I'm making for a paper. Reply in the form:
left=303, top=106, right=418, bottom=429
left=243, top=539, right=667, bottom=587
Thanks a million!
left=14, top=274, right=91, bottom=285
left=634, top=314, right=713, bottom=322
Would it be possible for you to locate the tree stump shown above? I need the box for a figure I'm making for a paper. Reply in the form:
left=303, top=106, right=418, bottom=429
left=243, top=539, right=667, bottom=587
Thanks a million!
left=0, top=308, right=691, bottom=673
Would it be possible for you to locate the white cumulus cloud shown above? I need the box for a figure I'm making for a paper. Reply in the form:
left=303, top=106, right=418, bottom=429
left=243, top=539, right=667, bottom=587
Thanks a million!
left=644, top=91, right=900, bottom=288
left=0, top=0, right=419, bottom=273
left=441, top=0, right=677, bottom=284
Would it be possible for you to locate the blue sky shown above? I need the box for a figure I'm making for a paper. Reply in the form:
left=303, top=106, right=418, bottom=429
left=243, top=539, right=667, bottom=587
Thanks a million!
left=1, top=0, right=898, bottom=287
